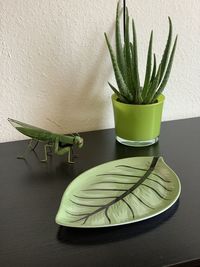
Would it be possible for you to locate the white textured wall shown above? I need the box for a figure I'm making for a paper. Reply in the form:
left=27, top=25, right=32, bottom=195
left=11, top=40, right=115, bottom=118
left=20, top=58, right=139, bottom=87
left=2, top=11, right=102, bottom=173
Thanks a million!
left=0, top=0, right=200, bottom=142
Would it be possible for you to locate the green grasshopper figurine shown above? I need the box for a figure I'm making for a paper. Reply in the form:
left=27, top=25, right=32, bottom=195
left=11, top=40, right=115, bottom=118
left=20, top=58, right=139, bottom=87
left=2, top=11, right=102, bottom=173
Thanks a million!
left=8, top=118, right=84, bottom=163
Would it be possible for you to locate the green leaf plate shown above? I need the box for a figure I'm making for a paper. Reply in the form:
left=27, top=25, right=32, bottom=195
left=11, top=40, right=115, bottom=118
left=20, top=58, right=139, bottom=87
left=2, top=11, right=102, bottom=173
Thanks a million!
left=55, top=157, right=181, bottom=228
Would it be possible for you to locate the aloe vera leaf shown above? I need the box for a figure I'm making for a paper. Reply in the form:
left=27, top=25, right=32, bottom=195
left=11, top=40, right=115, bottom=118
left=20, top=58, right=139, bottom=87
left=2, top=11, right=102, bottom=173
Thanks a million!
left=137, top=88, right=143, bottom=104
left=129, top=42, right=136, bottom=101
left=142, top=31, right=153, bottom=99
left=152, top=35, right=178, bottom=102
left=116, top=1, right=126, bottom=81
left=150, top=54, right=157, bottom=82
left=130, top=44, right=139, bottom=103
left=108, top=82, right=129, bottom=103
left=132, top=19, right=140, bottom=90
left=130, top=44, right=143, bottom=104
left=131, top=19, right=142, bottom=103
left=143, top=54, right=156, bottom=102
left=105, top=33, right=132, bottom=101
left=144, top=64, right=162, bottom=104
left=124, top=7, right=133, bottom=92
left=159, top=17, right=173, bottom=83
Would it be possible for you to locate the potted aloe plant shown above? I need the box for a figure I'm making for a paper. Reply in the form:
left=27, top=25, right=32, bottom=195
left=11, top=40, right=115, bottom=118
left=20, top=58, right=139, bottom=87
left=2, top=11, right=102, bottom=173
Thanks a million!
left=105, top=1, right=177, bottom=147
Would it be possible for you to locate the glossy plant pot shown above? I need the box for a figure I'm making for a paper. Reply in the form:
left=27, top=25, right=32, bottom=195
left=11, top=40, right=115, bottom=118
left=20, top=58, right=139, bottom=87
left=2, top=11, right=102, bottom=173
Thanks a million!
left=112, top=94, right=165, bottom=147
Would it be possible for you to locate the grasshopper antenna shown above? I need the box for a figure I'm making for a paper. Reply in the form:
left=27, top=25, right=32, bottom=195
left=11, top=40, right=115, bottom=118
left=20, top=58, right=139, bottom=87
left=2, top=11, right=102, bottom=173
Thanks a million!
left=46, top=118, right=64, bottom=131
left=46, top=118, right=75, bottom=136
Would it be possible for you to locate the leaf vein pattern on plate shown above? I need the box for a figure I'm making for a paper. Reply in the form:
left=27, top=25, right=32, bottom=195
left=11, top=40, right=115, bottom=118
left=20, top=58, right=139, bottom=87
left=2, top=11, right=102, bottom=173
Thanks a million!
left=66, top=156, right=172, bottom=225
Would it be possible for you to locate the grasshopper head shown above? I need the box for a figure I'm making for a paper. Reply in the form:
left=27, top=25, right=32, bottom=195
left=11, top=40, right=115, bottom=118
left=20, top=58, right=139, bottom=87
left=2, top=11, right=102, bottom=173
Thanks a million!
left=74, top=136, right=84, bottom=148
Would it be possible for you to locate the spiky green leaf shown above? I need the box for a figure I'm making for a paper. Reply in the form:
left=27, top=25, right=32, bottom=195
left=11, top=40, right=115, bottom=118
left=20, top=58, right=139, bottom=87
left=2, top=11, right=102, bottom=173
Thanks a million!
left=129, top=42, right=136, bottom=102
left=144, top=64, right=162, bottom=103
left=130, top=43, right=142, bottom=104
left=132, top=19, right=140, bottom=90
left=150, top=54, right=157, bottom=82
left=142, top=31, right=153, bottom=99
left=108, top=82, right=129, bottom=103
left=105, top=33, right=132, bottom=101
left=159, top=17, right=173, bottom=83
left=116, top=1, right=126, bottom=80
left=124, top=7, right=132, bottom=91
left=152, top=36, right=178, bottom=102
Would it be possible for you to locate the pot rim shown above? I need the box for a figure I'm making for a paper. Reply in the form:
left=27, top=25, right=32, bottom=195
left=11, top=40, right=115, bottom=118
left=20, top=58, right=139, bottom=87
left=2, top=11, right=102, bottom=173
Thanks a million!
left=112, top=94, right=165, bottom=107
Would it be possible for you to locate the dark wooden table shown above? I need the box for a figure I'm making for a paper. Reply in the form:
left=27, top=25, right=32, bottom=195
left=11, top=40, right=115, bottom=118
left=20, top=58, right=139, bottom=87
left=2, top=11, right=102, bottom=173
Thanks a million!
left=1, top=118, right=200, bottom=267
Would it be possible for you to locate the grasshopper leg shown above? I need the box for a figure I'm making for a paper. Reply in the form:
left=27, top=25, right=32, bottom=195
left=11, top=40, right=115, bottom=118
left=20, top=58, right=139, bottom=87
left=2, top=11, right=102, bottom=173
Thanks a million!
left=54, top=137, right=74, bottom=163
left=31, top=140, right=39, bottom=151
left=41, top=144, right=53, bottom=163
left=67, top=148, right=74, bottom=164
left=17, top=139, right=34, bottom=160
left=47, top=141, right=53, bottom=156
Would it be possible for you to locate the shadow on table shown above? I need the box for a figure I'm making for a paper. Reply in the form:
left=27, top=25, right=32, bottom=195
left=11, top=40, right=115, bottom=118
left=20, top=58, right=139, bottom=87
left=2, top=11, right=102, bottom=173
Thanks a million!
left=57, top=201, right=179, bottom=245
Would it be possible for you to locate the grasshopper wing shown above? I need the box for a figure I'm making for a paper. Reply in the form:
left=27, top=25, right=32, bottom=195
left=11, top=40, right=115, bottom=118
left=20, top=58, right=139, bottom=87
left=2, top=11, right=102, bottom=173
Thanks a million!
left=8, top=118, right=53, bottom=141
left=8, top=118, right=51, bottom=132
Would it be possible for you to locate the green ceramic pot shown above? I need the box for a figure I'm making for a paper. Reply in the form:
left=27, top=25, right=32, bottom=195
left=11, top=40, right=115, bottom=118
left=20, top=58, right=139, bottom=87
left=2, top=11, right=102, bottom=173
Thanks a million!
left=112, top=94, right=165, bottom=147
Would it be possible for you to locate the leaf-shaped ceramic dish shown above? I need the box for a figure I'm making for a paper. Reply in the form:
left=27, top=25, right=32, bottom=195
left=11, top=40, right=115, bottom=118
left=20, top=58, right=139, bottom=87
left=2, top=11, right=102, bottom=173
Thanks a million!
left=56, top=156, right=181, bottom=228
